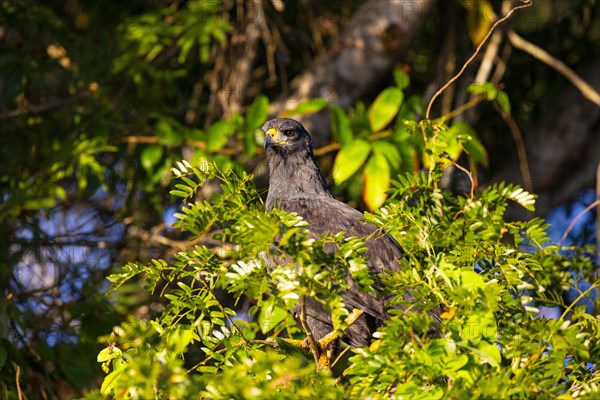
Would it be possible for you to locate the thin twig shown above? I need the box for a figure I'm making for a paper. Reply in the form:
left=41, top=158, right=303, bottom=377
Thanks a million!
left=199, top=279, right=249, bottom=344
left=127, top=225, right=189, bottom=251
left=508, top=30, right=600, bottom=107
left=558, top=200, right=600, bottom=246
left=450, top=161, right=475, bottom=200
left=0, top=93, right=87, bottom=119
left=299, top=295, right=321, bottom=366
left=437, top=94, right=487, bottom=122
left=425, top=0, right=533, bottom=120
left=120, top=136, right=241, bottom=155
left=16, top=365, right=24, bottom=400
left=331, top=345, right=353, bottom=369
left=493, top=102, right=533, bottom=193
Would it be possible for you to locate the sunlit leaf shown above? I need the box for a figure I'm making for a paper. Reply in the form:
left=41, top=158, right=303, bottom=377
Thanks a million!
left=372, top=140, right=401, bottom=168
left=368, top=87, right=404, bottom=133
left=246, top=95, right=269, bottom=129
left=258, top=299, right=288, bottom=334
left=330, top=106, right=353, bottom=145
left=393, top=67, right=410, bottom=90
left=363, top=152, right=390, bottom=210
left=474, top=342, right=501, bottom=368
left=333, top=140, right=371, bottom=185
left=496, top=90, right=511, bottom=115
left=281, top=98, right=327, bottom=117
left=141, top=145, right=163, bottom=171
left=156, top=120, right=183, bottom=146
left=206, top=120, right=236, bottom=152
left=467, top=82, right=498, bottom=100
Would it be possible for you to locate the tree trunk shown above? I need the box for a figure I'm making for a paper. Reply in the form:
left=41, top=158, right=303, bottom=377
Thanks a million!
left=270, top=0, right=438, bottom=144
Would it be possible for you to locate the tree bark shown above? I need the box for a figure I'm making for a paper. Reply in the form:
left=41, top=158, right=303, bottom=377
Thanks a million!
left=270, top=0, right=438, bottom=144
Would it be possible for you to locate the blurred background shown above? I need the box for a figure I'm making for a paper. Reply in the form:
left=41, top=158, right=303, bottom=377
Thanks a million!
left=1, top=0, right=598, bottom=397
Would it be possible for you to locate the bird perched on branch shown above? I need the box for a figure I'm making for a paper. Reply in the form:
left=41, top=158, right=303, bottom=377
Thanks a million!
left=262, top=118, right=438, bottom=353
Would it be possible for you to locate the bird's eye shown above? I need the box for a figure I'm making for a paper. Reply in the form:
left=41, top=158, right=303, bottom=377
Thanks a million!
left=282, top=130, right=296, bottom=138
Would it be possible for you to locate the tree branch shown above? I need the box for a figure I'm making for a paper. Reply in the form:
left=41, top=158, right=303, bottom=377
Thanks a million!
left=558, top=199, right=600, bottom=246
left=507, top=30, right=600, bottom=107
left=299, top=295, right=321, bottom=367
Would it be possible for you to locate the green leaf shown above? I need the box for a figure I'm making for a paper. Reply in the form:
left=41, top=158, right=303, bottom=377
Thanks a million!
left=496, top=90, right=511, bottom=115
left=246, top=95, right=269, bottom=129
left=445, top=354, right=469, bottom=371
left=372, top=140, right=401, bottom=168
left=97, top=346, right=122, bottom=363
left=330, top=106, right=353, bottom=145
left=101, top=364, right=127, bottom=395
left=398, top=142, right=418, bottom=172
left=170, top=190, right=189, bottom=198
left=282, top=98, right=327, bottom=117
left=156, top=120, right=183, bottom=146
left=141, top=145, right=163, bottom=172
left=206, top=120, right=236, bottom=152
left=363, top=152, right=390, bottom=210
left=333, top=140, right=371, bottom=185
left=368, top=87, right=403, bottom=133
left=467, top=82, right=497, bottom=100
left=258, top=299, right=288, bottom=334
left=23, top=198, right=56, bottom=210
left=460, top=270, right=486, bottom=292
left=474, top=342, right=501, bottom=368
left=393, top=67, right=410, bottom=90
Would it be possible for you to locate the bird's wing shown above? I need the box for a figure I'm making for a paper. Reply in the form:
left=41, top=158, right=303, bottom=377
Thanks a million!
left=275, top=195, right=405, bottom=321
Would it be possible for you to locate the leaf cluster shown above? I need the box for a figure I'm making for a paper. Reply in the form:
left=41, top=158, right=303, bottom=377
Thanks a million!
left=95, top=150, right=598, bottom=398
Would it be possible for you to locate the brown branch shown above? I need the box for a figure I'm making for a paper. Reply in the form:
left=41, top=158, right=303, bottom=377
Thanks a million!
left=425, top=0, right=532, bottom=120
left=299, top=295, right=321, bottom=367
left=16, top=365, right=25, bottom=400
left=0, top=92, right=87, bottom=119
left=318, top=308, right=365, bottom=350
left=119, top=136, right=241, bottom=155
left=438, top=94, right=486, bottom=122
left=493, top=103, right=533, bottom=193
left=474, top=29, right=503, bottom=85
left=508, top=30, right=600, bottom=107
left=450, top=161, right=475, bottom=200
left=127, top=225, right=190, bottom=251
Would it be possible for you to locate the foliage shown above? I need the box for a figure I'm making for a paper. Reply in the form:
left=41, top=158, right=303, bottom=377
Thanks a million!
left=94, top=127, right=599, bottom=398
left=330, top=68, right=492, bottom=210
left=1, top=0, right=598, bottom=398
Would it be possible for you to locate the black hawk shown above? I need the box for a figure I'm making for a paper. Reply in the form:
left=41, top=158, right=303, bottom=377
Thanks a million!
left=262, top=118, right=437, bottom=350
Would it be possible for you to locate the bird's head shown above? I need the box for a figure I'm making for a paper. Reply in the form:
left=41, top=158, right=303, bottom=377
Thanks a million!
left=262, top=118, right=314, bottom=157
left=262, top=118, right=330, bottom=203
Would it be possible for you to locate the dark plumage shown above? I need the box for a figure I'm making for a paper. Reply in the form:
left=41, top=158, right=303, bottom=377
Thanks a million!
left=263, top=118, right=433, bottom=347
